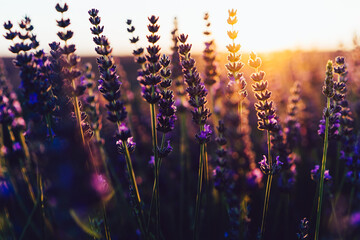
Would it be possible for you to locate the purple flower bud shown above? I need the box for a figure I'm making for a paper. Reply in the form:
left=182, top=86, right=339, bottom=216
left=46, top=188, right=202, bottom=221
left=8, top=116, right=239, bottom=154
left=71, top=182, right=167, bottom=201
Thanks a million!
left=259, top=155, right=283, bottom=175
left=12, top=142, right=22, bottom=152
left=195, top=124, right=212, bottom=144
left=116, top=137, right=136, bottom=155
left=148, top=156, right=155, bottom=166
left=310, top=165, right=332, bottom=182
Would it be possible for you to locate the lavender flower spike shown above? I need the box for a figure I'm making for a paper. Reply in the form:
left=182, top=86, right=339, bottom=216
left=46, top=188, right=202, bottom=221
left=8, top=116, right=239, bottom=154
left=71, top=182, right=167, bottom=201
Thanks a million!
left=89, top=9, right=146, bottom=238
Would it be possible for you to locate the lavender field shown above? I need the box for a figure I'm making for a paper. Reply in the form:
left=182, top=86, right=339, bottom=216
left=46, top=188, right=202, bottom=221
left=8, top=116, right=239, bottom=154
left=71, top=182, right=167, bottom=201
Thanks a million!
left=1, top=2, right=360, bottom=240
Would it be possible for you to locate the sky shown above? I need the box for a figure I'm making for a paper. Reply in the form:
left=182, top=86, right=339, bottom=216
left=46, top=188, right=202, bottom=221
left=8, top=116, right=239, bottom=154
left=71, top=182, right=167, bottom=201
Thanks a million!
left=0, top=0, right=360, bottom=56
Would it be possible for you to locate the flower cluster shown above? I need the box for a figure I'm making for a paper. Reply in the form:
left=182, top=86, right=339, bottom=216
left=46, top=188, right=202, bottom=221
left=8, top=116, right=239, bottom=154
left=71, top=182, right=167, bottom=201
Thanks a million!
left=4, top=19, right=35, bottom=107
left=4, top=18, right=56, bottom=116
left=178, top=34, right=211, bottom=127
left=88, top=11, right=144, bottom=237
left=56, top=3, right=92, bottom=142
left=88, top=9, right=131, bottom=151
left=144, top=16, right=164, bottom=102
left=285, top=82, right=302, bottom=151
left=156, top=55, right=177, bottom=158
left=333, top=57, right=354, bottom=138
left=318, top=60, right=340, bottom=139
left=81, top=63, right=103, bottom=145
left=248, top=52, right=278, bottom=132
left=170, top=17, right=187, bottom=113
left=0, top=63, right=27, bottom=160
left=55, top=3, right=85, bottom=97
left=225, top=9, right=247, bottom=105
left=345, top=134, right=360, bottom=185
left=271, top=117, right=297, bottom=191
left=4, top=18, right=59, bottom=142
left=322, top=60, right=335, bottom=98
left=126, top=19, right=146, bottom=66
left=213, top=120, right=229, bottom=191
left=202, top=12, right=219, bottom=87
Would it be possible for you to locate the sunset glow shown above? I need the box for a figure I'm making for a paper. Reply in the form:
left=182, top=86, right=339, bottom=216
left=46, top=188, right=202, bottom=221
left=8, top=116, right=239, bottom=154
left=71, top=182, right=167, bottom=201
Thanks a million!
left=1, top=0, right=360, bottom=56
left=2, top=0, right=360, bottom=239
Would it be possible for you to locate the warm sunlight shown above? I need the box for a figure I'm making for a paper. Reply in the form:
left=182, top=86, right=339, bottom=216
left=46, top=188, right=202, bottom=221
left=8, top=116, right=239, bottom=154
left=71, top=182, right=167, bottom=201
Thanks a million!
left=0, top=0, right=360, bottom=56
left=2, top=1, right=360, bottom=240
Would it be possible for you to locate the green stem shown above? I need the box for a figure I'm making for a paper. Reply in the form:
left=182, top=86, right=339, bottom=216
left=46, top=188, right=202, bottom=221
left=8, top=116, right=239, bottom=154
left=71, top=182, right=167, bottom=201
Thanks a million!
left=45, top=113, right=54, bottom=142
left=5, top=170, right=41, bottom=238
left=119, top=127, right=146, bottom=239
left=335, top=140, right=341, bottom=190
left=3, top=208, right=16, bottom=240
left=179, top=112, right=187, bottom=240
left=72, top=80, right=85, bottom=145
left=38, top=172, right=46, bottom=240
left=260, top=130, right=273, bottom=239
left=329, top=170, right=346, bottom=225
left=238, top=101, right=242, bottom=132
left=328, top=191, right=343, bottom=240
left=260, top=174, right=273, bottom=239
left=314, top=97, right=330, bottom=240
left=18, top=129, right=30, bottom=166
left=203, top=143, right=209, bottom=192
left=194, top=139, right=205, bottom=240
left=13, top=127, right=36, bottom=204
left=19, top=194, right=40, bottom=240
left=102, top=203, right=111, bottom=240
left=147, top=133, right=166, bottom=235
left=150, top=102, right=160, bottom=239
left=64, top=36, right=85, bottom=145
left=348, top=185, right=355, bottom=216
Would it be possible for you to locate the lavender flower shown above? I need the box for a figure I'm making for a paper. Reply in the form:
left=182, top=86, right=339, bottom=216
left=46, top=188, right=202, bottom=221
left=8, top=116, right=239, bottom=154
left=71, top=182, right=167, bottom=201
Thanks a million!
left=0, top=75, right=23, bottom=133
left=178, top=34, right=211, bottom=126
left=81, top=63, right=103, bottom=145
left=156, top=55, right=177, bottom=157
left=334, top=57, right=354, bottom=156
left=89, top=9, right=146, bottom=237
left=345, top=135, right=360, bottom=185
left=203, top=12, right=220, bottom=87
left=322, top=60, right=335, bottom=98
left=285, top=82, right=302, bottom=151
left=0, top=64, right=27, bottom=148
left=318, top=60, right=341, bottom=140
left=55, top=3, right=91, bottom=143
left=226, top=9, right=247, bottom=105
left=213, top=120, right=228, bottom=191
left=89, top=9, right=127, bottom=126
left=140, top=16, right=162, bottom=104
left=126, top=19, right=147, bottom=67
left=4, top=18, right=55, bottom=116
left=212, top=119, right=244, bottom=239
left=170, top=17, right=187, bottom=114
left=248, top=52, right=278, bottom=132
left=314, top=59, right=337, bottom=240
left=248, top=51, right=279, bottom=239
left=178, top=33, right=211, bottom=239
